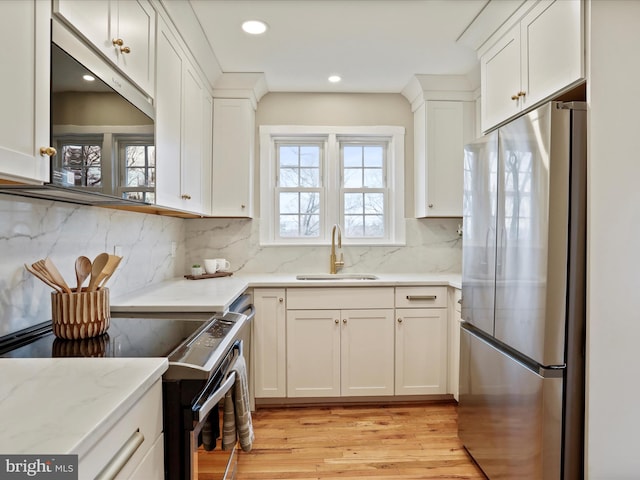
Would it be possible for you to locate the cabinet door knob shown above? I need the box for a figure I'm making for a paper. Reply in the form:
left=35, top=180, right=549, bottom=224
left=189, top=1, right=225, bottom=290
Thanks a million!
left=279, top=298, right=284, bottom=303
left=39, top=146, right=57, bottom=157
left=428, top=203, right=433, bottom=208
left=241, top=204, right=246, bottom=209
left=120, top=46, right=131, bottom=54
left=511, top=94, right=519, bottom=101
left=112, top=38, right=124, bottom=47
left=181, top=194, right=191, bottom=200
left=518, top=91, right=526, bottom=97
left=397, top=317, right=403, bottom=323
left=342, top=318, right=347, bottom=324
left=334, top=319, right=339, bottom=324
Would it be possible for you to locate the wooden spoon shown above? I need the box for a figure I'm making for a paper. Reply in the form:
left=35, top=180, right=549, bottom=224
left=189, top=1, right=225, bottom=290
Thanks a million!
left=87, top=252, right=109, bottom=292
left=24, top=263, right=64, bottom=293
left=44, top=257, right=72, bottom=294
left=74, top=256, right=92, bottom=292
left=96, top=255, right=123, bottom=289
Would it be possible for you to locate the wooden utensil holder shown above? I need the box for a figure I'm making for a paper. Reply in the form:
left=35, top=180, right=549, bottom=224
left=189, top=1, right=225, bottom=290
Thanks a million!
left=51, top=288, right=110, bottom=339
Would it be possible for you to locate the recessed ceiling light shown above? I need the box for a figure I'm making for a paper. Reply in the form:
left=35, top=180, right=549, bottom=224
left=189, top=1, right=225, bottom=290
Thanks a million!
left=82, top=74, right=95, bottom=82
left=328, top=75, right=342, bottom=83
left=242, top=20, right=268, bottom=35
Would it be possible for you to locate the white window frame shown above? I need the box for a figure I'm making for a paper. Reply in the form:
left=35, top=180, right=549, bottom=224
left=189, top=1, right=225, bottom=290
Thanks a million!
left=260, top=125, right=405, bottom=246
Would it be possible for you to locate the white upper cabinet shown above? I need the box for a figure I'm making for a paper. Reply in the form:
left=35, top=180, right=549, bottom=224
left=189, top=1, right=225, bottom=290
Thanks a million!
left=481, top=27, right=522, bottom=132
left=53, top=0, right=156, bottom=96
left=154, top=20, right=182, bottom=211
left=414, top=100, right=475, bottom=218
left=211, top=98, right=255, bottom=217
left=480, top=0, right=584, bottom=132
left=155, top=17, right=212, bottom=215
left=0, top=0, right=51, bottom=184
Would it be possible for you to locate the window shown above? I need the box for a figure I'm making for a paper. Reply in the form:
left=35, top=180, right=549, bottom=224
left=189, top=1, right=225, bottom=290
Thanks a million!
left=276, top=141, right=323, bottom=238
left=341, top=142, right=386, bottom=238
left=117, top=136, right=156, bottom=203
left=260, top=126, right=405, bottom=245
left=53, top=135, right=104, bottom=188
left=52, top=130, right=154, bottom=202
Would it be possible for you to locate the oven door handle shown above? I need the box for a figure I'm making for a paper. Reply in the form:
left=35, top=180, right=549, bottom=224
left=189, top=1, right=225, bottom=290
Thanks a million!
left=195, top=371, right=236, bottom=423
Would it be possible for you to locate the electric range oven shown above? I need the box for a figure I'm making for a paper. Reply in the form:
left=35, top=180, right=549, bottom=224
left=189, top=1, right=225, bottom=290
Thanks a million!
left=0, top=294, right=254, bottom=480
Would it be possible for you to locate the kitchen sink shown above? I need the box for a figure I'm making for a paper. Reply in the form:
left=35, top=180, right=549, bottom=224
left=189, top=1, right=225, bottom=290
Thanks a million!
left=295, top=273, right=379, bottom=280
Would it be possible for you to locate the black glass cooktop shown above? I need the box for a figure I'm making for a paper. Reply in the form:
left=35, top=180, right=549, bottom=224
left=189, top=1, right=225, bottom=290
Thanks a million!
left=0, top=313, right=214, bottom=359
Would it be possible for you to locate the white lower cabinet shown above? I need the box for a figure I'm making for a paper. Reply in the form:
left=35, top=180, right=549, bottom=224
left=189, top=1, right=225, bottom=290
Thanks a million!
left=253, top=288, right=287, bottom=398
left=79, top=379, right=164, bottom=479
left=256, top=285, right=453, bottom=400
left=286, top=309, right=341, bottom=397
left=286, top=308, right=395, bottom=398
left=395, top=287, right=448, bottom=395
left=449, top=288, right=462, bottom=401
left=341, top=309, right=395, bottom=396
left=395, top=308, right=447, bottom=395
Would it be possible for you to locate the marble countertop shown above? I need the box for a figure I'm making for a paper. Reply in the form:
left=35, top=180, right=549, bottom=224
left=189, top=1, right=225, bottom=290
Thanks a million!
left=110, top=272, right=461, bottom=312
left=1, top=273, right=460, bottom=459
left=0, top=358, right=167, bottom=457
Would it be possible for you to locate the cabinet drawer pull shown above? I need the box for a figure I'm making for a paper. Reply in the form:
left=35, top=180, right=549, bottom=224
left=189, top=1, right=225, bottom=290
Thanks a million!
left=406, top=295, right=437, bottom=301
left=95, top=429, right=145, bottom=480
left=120, top=46, right=131, bottom=54
left=112, top=38, right=124, bottom=47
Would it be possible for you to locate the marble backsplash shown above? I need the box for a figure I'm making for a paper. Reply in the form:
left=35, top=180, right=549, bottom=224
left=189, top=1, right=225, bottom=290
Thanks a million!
left=1, top=193, right=462, bottom=336
left=184, top=217, right=462, bottom=275
left=0, top=195, right=185, bottom=336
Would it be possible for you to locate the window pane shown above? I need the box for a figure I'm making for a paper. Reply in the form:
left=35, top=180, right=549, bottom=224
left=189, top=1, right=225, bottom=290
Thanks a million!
left=300, top=214, right=320, bottom=237
left=343, top=168, right=362, bottom=188
left=61, top=144, right=102, bottom=187
left=365, top=215, right=384, bottom=237
left=344, top=215, right=364, bottom=237
left=279, top=215, right=299, bottom=237
left=300, top=192, right=320, bottom=214
left=279, top=167, right=299, bottom=187
left=126, top=146, right=147, bottom=167
left=343, top=146, right=362, bottom=167
left=127, top=168, right=145, bottom=187
left=279, top=192, right=299, bottom=214
left=364, top=193, right=384, bottom=214
left=299, top=168, right=320, bottom=187
left=363, top=168, right=383, bottom=188
left=344, top=193, right=363, bottom=214
left=364, top=146, right=383, bottom=167
left=87, top=167, right=102, bottom=187
left=300, top=146, right=320, bottom=167
left=279, top=145, right=299, bottom=166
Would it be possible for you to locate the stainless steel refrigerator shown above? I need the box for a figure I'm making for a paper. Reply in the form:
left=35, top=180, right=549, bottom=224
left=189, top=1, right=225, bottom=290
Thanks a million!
left=459, top=101, right=586, bottom=480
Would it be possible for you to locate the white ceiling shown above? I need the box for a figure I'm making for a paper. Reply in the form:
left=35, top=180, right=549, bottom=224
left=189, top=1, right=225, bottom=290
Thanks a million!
left=188, top=0, right=490, bottom=93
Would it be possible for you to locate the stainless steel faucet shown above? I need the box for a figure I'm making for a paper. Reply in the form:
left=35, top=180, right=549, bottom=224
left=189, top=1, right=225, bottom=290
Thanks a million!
left=329, top=224, right=344, bottom=274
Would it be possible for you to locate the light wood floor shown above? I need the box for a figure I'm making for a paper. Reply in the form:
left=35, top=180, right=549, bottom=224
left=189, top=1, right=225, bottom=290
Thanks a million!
left=198, top=402, right=487, bottom=480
